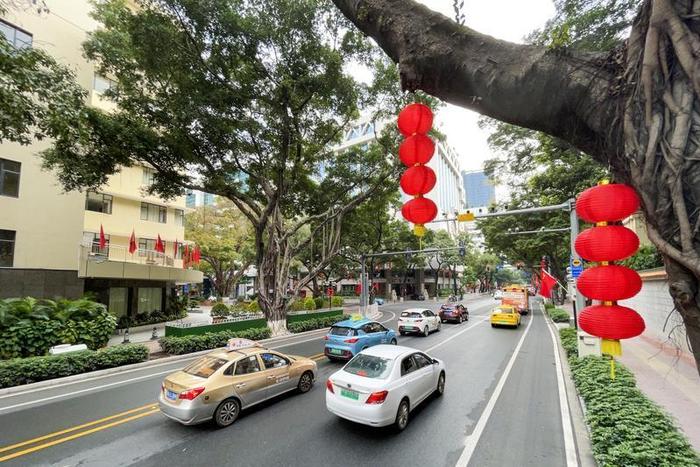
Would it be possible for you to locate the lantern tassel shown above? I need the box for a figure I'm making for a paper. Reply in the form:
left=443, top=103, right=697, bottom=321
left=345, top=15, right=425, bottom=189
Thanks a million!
left=610, top=356, right=616, bottom=380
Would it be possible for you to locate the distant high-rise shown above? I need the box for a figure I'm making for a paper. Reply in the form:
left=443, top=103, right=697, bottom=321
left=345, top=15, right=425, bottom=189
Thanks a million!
left=185, top=190, right=217, bottom=208
left=462, top=170, right=496, bottom=208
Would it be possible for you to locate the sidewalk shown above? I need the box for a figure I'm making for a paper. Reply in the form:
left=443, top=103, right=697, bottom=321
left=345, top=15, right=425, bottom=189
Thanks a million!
left=560, top=302, right=700, bottom=452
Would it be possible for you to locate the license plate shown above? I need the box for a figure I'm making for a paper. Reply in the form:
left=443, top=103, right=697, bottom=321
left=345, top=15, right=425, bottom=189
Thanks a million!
left=329, top=348, right=342, bottom=355
left=166, top=389, right=177, bottom=401
left=403, top=326, right=414, bottom=330
left=340, top=388, right=359, bottom=400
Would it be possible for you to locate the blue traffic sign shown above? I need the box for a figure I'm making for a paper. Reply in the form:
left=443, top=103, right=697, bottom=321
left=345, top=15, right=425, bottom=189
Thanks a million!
left=570, top=257, right=583, bottom=278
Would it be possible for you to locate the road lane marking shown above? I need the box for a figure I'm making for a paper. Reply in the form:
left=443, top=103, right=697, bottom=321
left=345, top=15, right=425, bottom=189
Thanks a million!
left=544, top=309, right=578, bottom=467
left=0, top=403, right=156, bottom=454
left=455, top=311, right=534, bottom=467
left=424, top=317, right=489, bottom=353
left=0, top=408, right=160, bottom=462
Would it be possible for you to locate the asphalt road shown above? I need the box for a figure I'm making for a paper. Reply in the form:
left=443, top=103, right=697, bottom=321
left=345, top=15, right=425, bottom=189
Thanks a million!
left=0, top=295, right=575, bottom=467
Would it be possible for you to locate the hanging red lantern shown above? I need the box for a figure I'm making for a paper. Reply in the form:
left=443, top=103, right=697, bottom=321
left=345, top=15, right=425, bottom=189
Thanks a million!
left=401, top=197, right=438, bottom=225
left=579, top=305, right=645, bottom=340
left=399, top=134, right=435, bottom=166
left=575, top=225, right=639, bottom=261
left=400, top=165, right=436, bottom=195
left=577, top=265, right=642, bottom=301
left=576, top=184, right=640, bottom=222
left=397, top=103, right=433, bottom=136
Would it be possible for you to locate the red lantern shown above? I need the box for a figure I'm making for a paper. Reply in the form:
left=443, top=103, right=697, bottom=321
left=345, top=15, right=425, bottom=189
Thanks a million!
left=399, top=134, right=435, bottom=166
left=577, top=265, right=642, bottom=301
left=576, top=184, right=640, bottom=222
left=579, top=305, right=645, bottom=339
left=575, top=226, right=639, bottom=261
left=400, top=165, right=436, bottom=195
left=397, top=103, right=433, bottom=136
left=401, top=197, right=438, bottom=225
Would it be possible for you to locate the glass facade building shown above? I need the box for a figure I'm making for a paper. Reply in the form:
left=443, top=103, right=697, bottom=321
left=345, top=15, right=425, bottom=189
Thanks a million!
left=462, top=170, right=495, bottom=208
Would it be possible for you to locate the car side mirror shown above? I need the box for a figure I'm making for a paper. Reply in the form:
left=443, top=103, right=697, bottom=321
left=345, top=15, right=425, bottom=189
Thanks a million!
left=432, top=359, right=439, bottom=365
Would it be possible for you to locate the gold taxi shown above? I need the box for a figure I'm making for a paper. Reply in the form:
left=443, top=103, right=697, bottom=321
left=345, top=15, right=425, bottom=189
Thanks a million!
left=159, top=339, right=317, bottom=427
left=490, top=305, right=521, bottom=328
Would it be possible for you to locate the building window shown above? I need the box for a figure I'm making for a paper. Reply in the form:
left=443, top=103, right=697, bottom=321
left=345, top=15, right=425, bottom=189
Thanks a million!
left=138, top=238, right=157, bottom=256
left=93, top=74, right=116, bottom=94
left=142, top=167, right=156, bottom=186
left=137, top=287, right=162, bottom=314
left=0, top=230, right=15, bottom=267
left=0, top=20, right=32, bottom=49
left=83, top=231, right=109, bottom=254
left=140, top=202, right=166, bottom=223
left=0, top=158, right=20, bottom=197
left=85, top=192, right=113, bottom=214
left=174, top=209, right=184, bottom=227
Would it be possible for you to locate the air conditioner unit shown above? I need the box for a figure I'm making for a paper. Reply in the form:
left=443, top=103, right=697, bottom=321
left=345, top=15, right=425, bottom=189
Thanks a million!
left=577, top=330, right=601, bottom=357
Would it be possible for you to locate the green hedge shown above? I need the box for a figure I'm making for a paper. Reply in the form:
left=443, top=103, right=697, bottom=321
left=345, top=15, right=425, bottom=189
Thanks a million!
left=0, top=344, right=149, bottom=388
left=165, top=318, right=268, bottom=337
left=547, top=307, right=570, bottom=323
left=558, top=329, right=699, bottom=466
left=286, top=308, right=343, bottom=324
left=159, top=327, right=272, bottom=355
left=287, top=315, right=351, bottom=333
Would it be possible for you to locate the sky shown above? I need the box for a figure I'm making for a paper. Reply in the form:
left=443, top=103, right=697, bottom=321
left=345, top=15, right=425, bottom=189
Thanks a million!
left=415, top=0, right=555, bottom=179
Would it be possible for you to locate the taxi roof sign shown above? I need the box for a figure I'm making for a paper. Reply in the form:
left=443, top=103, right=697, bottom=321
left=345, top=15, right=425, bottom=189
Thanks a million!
left=226, top=338, right=258, bottom=352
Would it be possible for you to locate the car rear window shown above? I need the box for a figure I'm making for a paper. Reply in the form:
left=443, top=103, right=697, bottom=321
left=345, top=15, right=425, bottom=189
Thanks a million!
left=183, top=357, right=228, bottom=378
left=344, top=354, right=393, bottom=379
left=330, top=326, right=356, bottom=336
left=494, top=308, right=512, bottom=314
left=401, top=312, right=422, bottom=318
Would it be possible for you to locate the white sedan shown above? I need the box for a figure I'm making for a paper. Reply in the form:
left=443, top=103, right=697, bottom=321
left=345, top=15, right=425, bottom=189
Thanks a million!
left=398, top=308, right=441, bottom=336
left=325, top=345, right=446, bottom=431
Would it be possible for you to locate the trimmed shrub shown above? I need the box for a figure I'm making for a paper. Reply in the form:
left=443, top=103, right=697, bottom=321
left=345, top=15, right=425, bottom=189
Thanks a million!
left=547, top=307, right=570, bottom=323
left=558, top=329, right=698, bottom=466
left=287, top=315, right=351, bottom=333
left=544, top=302, right=555, bottom=310
left=210, top=302, right=230, bottom=318
left=0, top=344, right=149, bottom=388
left=331, top=296, right=344, bottom=307
left=159, top=327, right=271, bottom=355
left=313, top=297, right=325, bottom=310
left=303, top=297, right=316, bottom=311
left=289, top=299, right=306, bottom=312
left=247, top=299, right=260, bottom=312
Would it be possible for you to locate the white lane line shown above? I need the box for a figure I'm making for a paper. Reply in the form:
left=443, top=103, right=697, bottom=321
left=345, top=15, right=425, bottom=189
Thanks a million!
left=543, top=308, right=579, bottom=467
left=0, top=369, right=175, bottom=413
left=455, top=311, right=534, bottom=467
left=424, top=317, right=489, bottom=353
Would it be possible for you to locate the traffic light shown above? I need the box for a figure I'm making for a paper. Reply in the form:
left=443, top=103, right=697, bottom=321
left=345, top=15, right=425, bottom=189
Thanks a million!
left=459, top=241, right=466, bottom=257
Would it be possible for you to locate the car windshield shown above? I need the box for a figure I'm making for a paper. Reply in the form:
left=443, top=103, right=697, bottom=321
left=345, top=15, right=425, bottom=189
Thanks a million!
left=182, top=356, right=228, bottom=378
left=330, top=326, right=356, bottom=336
left=344, top=354, right=393, bottom=379
left=401, top=312, right=422, bottom=318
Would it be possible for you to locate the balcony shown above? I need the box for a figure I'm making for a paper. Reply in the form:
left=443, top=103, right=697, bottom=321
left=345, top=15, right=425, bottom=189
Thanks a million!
left=78, top=243, right=203, bottom=283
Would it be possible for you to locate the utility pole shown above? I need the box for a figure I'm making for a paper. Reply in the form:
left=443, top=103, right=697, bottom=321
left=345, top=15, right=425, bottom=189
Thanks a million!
left=569, top=199, right=585, bottom=329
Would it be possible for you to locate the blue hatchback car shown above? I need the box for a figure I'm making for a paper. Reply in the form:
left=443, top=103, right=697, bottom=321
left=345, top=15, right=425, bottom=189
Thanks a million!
left=323, top=318, right=398, bottom=361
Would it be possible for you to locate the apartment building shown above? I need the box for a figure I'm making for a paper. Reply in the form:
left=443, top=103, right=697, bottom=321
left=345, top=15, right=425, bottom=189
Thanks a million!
left=0, top=2, right=202, bottom=320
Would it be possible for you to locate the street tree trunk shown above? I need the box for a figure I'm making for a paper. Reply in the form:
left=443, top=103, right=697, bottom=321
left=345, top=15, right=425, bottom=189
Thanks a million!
left=332, top=0, right=700, bottom=371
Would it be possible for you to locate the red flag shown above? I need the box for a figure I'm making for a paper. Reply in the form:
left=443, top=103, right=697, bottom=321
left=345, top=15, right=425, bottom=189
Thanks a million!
left=173, top=238, right=179, bottom=257
left=156, top=234, right=165, bottom=253
left=183, top=244, right=190, bottom=268
left=194, top=246, right=201, bottom=263
left=128, top=230, right=137, bottom=254
left=539, top=270, right=557, bottom=298
left=99, top=225, right=107, bottom=249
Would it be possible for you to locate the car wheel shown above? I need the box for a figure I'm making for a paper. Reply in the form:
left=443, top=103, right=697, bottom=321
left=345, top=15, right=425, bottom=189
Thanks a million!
left=297, top=371, right=314, bottom=393
left=436, top=321, right=441, bottom=332
left=465, top=313, right=469, bottom=322
left=458, top=315, right=463, bottom=324
left=491, top=323, right=496, bottom=328
left=213, top=398, right=241, bottom=428
left=423, top=326, right=429, bottom=337
left=436, top=371, right=446, bottom=396
left=399, top=331, right=406, bottom=336
left=390, top=338, right=397, bottom=345
left=394, top=399, right=410, bottom=432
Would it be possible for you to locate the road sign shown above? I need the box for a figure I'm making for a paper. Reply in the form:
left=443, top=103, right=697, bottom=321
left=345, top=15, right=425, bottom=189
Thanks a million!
left=457, top=212, right=475, bottom=222
left=570, top=257, right=583, bottom=278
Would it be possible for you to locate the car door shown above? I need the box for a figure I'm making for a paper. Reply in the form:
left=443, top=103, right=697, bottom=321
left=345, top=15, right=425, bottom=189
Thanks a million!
left=374, top=323, right=391, bottom=344
left=259, top=352, right=292, bottom=398
left=399, top=354, right=422, bottom=403
left=411, top=352, right=437, bottom=402
left=423, top=310, right=437, bottom=331
left=360, top=323, right=378, bottom=348
left=226, top=355, right=267, bottom=407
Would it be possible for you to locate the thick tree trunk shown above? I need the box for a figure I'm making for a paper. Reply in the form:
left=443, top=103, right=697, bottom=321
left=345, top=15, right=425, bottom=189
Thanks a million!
left=332, top=0, right=700, bottom=373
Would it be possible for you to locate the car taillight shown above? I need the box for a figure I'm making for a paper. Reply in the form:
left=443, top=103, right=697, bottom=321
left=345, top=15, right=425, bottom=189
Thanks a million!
left=323, top=335, right=329, bottom=340
left=365, top=390, right=388, bottom=404
left=179, top=387, right=205, bottom=400
left=344, top=337, right=359, bottom=343
left=326, top=379, right=334, bottom=393
left=415, top=319, right=423, bottom=323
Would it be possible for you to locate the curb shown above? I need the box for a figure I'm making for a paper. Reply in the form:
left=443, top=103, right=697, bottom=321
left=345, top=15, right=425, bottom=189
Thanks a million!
left=0, top=309, right=388, bottom=397
left=543, top=306, right=597, bottom=467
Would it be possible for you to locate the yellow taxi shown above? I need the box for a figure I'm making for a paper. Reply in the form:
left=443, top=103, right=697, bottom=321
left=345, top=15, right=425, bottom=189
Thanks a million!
left=159, top=339, right=317, bottom=427
left=490, top=305, right=521, bottom=328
